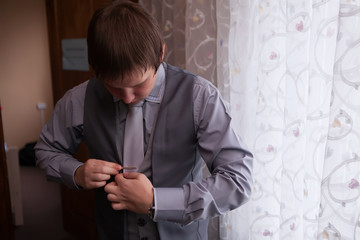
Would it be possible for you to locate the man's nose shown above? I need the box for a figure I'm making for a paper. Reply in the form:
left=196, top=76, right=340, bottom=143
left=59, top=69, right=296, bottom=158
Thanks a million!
left=121, top=89, right=135, bottom=104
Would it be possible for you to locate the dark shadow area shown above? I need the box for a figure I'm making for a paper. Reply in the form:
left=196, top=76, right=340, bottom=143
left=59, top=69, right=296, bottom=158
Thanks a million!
left=15, top=166, right=77, bottom=240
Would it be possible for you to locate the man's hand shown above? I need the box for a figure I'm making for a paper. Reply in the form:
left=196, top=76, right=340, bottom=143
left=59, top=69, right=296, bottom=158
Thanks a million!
left=104, top=172, right=153, bottom=214
left=74, top=159, right=122, bottom=189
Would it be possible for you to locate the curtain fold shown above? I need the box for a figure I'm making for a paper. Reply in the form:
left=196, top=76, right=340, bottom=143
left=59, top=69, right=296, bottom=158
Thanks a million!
left=139, top=0, right=186, bottom=69
left=217, top=0, right=258, bottom=238
left=319, top=1, right=360, bottom=239
left=185, top=0, right=217, bottom=85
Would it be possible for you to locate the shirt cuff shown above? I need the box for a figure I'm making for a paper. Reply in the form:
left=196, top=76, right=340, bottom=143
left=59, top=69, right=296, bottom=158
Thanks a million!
left=59, top=158, right=84, bottom=189
left=153, top=187, right=185, bottom=223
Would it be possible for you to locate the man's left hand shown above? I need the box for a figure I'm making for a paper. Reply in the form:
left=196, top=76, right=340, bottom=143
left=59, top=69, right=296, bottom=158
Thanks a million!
left=104, top=172, right=153, bottom=214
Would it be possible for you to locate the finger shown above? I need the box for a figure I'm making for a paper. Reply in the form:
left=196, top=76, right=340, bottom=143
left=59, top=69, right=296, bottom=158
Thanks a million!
left=111, top=202, right=125, bottom=211
left=94, top=164, right=121, bottom=175
left=91, top=173, right=111, bottom=182
left=88, top=180, right=107, bottom=189
left=107, top=193, right=120, bottom=203
left=114, top=173, right=126, bottom=184
left=104, top=181, right=117, bottom=193
left=88, top=159, right=121, bottom=170
left=123, top=172, right=141, bottom=179
left=101, top=161, right=122, bottom=171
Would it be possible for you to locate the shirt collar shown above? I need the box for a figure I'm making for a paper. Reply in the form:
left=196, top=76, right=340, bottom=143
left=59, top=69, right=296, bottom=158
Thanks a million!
left=146, top=63, right=165, bottom=103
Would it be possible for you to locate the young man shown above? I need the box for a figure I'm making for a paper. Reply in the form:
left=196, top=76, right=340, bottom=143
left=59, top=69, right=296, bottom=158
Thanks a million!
left=35, top=1, right=253, bottom=239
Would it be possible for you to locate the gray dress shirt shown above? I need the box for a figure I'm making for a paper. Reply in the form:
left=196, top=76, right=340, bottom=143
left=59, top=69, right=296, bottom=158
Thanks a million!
left=35, top=63, right=253, bottom=238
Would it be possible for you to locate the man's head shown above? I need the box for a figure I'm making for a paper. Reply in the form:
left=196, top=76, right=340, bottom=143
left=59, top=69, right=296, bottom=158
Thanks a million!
left=87, top=0, right=164, bottom=81
left=87, top=1, right=165, bottom=104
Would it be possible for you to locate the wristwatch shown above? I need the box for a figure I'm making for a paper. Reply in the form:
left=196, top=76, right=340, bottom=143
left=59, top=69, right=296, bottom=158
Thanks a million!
left=148, top=188, right=155, bottom=220
left=148, top=203, right=155, bottom=220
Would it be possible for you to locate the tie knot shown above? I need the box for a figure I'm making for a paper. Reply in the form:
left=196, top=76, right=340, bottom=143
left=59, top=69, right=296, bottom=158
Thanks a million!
left=130, top=100, right=144, bottom=108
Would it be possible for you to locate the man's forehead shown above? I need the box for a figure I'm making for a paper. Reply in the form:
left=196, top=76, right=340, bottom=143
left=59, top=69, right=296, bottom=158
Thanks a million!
left=104, top=68, right=155, bottom=88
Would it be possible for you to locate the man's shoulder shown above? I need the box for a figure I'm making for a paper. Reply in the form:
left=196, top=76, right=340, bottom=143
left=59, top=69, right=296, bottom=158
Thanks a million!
left=69, top=80, right=89, bottom=94
left=164, top=63, right=214, bottom=88
left=165, top=63, right=196, bottom=79
left=59, top=80, right=89, bottom=106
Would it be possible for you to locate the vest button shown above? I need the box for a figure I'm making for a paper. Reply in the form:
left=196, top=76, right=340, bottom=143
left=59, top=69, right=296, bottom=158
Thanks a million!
left=141, top=238, right=148, bottom=240
left=137, top=218, right=147, bottom=227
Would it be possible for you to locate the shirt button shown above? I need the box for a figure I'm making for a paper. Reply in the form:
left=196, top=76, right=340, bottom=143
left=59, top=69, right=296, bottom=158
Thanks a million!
left=137, top=218, right=147, bottom=227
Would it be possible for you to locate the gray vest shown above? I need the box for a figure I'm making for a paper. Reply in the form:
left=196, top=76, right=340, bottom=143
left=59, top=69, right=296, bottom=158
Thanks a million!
left=84, top=64, right=207, bottom=239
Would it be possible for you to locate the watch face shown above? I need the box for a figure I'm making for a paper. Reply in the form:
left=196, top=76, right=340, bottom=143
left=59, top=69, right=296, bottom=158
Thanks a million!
left=148, top=206, right=155, bottom=219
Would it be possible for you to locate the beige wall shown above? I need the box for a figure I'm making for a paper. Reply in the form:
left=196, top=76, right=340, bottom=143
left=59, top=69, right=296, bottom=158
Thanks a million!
left=0, top=0, right=53, bottom=148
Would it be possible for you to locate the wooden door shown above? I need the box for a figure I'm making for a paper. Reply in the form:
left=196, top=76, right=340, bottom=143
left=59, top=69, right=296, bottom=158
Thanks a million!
left=45, top=0, right=110, bottom=239
left=0, top=103, right=14, bottom=240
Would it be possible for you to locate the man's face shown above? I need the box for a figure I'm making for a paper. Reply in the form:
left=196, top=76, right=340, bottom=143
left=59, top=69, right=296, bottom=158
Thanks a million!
left=103, top=68, right=157, bottom=105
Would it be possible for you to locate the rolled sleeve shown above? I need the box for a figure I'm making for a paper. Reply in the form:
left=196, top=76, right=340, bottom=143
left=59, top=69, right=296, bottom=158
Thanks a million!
left=59, top=159, right=84, bottom=189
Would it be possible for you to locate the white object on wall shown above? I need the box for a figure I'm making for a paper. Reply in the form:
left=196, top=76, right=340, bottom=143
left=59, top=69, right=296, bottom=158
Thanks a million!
left=36, top=102, right=47, bottom=128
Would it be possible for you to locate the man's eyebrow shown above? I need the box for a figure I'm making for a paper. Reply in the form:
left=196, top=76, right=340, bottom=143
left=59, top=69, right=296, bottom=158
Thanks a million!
left=131, top=77, right=148, bottom=87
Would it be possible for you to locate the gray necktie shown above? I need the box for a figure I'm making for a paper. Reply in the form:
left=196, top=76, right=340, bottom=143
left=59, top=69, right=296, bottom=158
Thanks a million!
left=123, top=101, right=144, bottom=172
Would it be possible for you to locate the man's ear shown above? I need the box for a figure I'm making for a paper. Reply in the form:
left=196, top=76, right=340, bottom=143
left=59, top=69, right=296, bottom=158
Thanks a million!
left=160, top=43, right=166, bottom=62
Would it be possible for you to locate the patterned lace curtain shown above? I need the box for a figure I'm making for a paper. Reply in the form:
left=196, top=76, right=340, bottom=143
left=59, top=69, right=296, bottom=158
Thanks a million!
left=244, top=1, right=360, bottom=239
left=139, top=0, right=218, bottom=85
left=140, top=0, right=360, bottom=239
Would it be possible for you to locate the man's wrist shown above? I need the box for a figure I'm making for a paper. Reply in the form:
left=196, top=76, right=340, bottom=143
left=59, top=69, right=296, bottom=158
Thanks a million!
left=148, top=203, right=155, bottom=220
left=148, top=188, right=155, bottom=219
left=73, top=165, right=84, bottom=189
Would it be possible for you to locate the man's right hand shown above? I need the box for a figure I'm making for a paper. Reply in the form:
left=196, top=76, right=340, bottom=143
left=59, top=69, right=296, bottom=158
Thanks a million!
left=74, top=159, right=122, bottom=189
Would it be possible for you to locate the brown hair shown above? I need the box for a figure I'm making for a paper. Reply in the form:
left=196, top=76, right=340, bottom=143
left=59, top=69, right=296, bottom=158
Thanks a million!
left=87, top=1, right=164, bottom=81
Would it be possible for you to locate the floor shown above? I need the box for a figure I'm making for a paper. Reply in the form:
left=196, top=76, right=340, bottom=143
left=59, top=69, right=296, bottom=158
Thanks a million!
left=14, top=166, right=77, bottom=240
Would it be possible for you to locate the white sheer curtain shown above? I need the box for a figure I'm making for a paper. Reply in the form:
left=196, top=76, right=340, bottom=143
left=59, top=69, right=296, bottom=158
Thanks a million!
left=219, top=0, right=360, bottom=239
left=140, top=0, right=360, bottom=239
left=216, top=1, right=258, bottom=238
